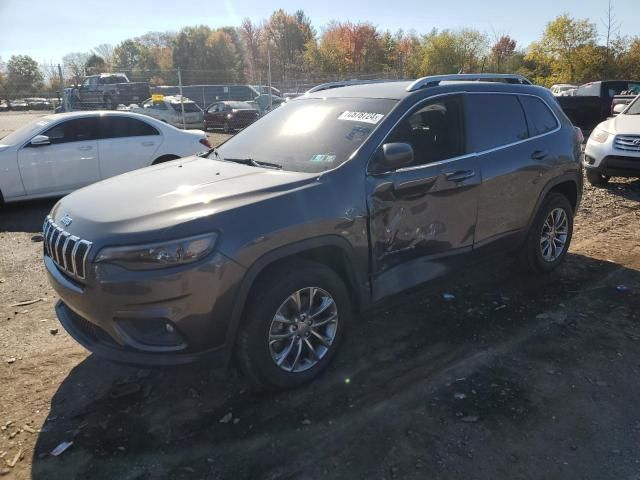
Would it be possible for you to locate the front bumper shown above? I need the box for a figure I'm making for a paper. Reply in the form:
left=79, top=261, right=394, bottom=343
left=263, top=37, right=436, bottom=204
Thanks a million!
left=584, top=136, right=640, bottom=177
left=45, top=250, right=245, bottom=367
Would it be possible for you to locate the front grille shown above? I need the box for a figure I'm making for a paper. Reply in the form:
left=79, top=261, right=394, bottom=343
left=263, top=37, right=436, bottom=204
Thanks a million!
left=43, top=215, right=92, bottom=280
left=614, top=135, right=640, bottom=152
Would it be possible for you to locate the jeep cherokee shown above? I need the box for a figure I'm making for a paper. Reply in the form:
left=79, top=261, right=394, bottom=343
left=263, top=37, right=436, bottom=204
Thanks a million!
left=43, top=74, right=583, bottom=389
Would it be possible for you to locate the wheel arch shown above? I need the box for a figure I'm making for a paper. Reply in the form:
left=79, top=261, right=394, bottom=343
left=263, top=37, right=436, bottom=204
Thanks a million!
left=222, top=236, right=369, bottom=367
left=152, top=154, right=180, bottom=165
left=526, top=173, right=581, bottom=236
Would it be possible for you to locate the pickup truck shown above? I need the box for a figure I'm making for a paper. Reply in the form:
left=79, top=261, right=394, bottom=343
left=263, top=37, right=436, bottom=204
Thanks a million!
left=76, top=74, right=150, bottom=110
left=556, top=80, right=639, bottom=135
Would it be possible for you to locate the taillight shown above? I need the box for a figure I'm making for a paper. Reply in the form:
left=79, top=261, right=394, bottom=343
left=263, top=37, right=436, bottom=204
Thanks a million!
left=199, top=138, right=211, bottom=148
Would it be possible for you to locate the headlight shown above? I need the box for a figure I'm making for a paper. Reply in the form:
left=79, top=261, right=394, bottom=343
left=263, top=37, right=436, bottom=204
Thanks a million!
left=95, top=233, right=217, bottom=270
left=589, top=128, right=610, bottom=143
left=226, top=113, right=232, bottom=119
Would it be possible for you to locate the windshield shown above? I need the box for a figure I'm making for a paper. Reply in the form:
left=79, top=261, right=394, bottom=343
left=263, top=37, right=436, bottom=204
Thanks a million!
left=215, top=97, right=396, bottom=173
left=625, top=97, right=640, bottom=115
left=0, top=117, right=53, bottom=144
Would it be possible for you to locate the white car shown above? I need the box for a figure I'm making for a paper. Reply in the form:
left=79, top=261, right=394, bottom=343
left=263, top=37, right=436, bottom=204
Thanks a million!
left=584, top=96, right=640, bottom=186
left=550, top=84, right=578, bottom=96
left=0, top=111, right=211, bottom=203
left=131, top=96, right=204, bottom=129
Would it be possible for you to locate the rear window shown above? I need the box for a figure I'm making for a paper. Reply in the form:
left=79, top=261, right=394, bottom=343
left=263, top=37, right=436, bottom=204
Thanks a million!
left=171, top=102, right=202, bottom=113
left=467, top=94, right=528, bottom=151
left=99, top=117, right=159, bottom=138
left=519, top=96, right=559, bottom=136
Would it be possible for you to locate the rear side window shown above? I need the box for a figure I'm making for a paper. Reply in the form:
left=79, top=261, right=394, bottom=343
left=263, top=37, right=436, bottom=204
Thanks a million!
left=170, top=103, right=201, bottom=113
left=42, top=118, right=99, bottom=144
left=519, top=96, right=558, bottom=136
left=467, top=94, right=528, bottom=152
left=576, top=83, right=599, bottom=96
left=99, top=117, right=159, bottom=139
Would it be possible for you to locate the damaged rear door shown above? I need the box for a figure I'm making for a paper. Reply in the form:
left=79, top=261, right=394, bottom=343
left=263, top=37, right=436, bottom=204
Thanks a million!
left=366, top=93, right=480, bottom=300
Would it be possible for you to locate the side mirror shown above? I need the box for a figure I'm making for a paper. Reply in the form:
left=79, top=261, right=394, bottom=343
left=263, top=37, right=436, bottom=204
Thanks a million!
left=612, top=103, right=626, bottom=115
left=370, top=143, right=414, bottom=174
left=30, top=135, right=50, bottom=147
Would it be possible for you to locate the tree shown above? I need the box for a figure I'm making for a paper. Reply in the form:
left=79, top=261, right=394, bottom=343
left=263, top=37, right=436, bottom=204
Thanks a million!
left=85, top=54, right=106, bottom=74
left=417, top=29, right=488, bottom=75
left=62, top=52, right=90, bottom=85
left=93, top=44, right=114, bottom=70
left=265, top=9, right=314, bottom=81
left=7, top=55, right=43, bottom=96
left=528, top=14, right=598, bottom=83
left=239, top=18, right=263, bottom=83
left=491, top=35, right=517, bottom=72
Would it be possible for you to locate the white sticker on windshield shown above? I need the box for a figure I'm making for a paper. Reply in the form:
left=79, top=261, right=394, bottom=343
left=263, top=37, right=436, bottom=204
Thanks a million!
left=338, top=111, right=384, bottom=124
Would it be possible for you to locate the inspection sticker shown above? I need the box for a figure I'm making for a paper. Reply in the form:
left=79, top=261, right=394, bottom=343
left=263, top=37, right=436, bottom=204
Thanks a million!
left=338, top=111, right=384, bottom=124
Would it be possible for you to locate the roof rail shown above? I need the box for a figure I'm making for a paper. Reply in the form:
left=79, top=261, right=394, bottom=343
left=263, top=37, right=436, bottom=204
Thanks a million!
left=306, top=79, right=391, bottom=94
left=406, top=73, right=533, bottom=92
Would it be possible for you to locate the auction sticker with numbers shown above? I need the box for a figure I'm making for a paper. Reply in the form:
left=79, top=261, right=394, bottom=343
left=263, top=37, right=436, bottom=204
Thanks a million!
left=337, top=111, right=384, bottom=124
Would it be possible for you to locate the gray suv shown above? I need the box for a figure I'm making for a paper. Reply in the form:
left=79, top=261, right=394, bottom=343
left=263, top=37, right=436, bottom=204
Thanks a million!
left=43, top=74, right=583, bottom=389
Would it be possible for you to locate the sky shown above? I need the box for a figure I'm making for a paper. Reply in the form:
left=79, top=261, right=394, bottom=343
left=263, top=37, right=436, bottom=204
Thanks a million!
left=1, top=0, right=638, bottom=65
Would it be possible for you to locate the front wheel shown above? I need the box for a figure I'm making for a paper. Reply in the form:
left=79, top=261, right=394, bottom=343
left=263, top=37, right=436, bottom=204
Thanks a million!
left=586, top=170, right=610, bottom=186
left=519, top=192, right=574, bottom=273
left=236, top=260, right=350, bottom=390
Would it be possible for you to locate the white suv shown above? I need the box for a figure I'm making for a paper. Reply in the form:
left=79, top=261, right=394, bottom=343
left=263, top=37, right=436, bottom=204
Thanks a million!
left=132, top=95, right=204, bottom=129
left=584, top=95, right=640, bottom=185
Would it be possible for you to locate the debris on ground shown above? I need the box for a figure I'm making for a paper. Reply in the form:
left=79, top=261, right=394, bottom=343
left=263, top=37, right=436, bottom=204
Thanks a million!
left=301, top=419, right=312, bottom=425
left=454, top=392, right=467, bottom=400
left=461, top=415, right=480, bottom=423
left=6, top=358, right=16, bottom=364
left=8, top=298, right=43, bottom=307
left=616, top=284, right=631, bottom=293
left=30, top=234, right=44, bottom=243
left=49, top=328, right=59, bottom=335
left=7, top=449, right=23, bottom=467
left=219, top=413, right=233, bottom=424
left=442, top=293, right=456, bottom=302
left=50, top=441, right=73, bottom=457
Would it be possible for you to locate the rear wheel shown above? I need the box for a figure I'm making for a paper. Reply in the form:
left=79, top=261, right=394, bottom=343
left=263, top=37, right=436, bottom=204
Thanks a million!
left=519, top=192, right=574, bottom=273
left=236, top=260, right=350, bottom=390
left=586, top=170, right=610, bottom=186
left=104, top=96, right=115, bottom=110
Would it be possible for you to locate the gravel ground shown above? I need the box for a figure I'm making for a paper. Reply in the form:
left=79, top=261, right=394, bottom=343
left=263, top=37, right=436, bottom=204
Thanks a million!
left=1, top=113, right=640, bottom=479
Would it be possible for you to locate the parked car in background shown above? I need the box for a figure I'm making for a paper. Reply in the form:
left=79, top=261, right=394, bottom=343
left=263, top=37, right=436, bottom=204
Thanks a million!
left=131, top=95, right=205, bottom=129
left=76, top=73, right=150, bottom=110
left=252, top=85, right=283, bottom=97
left=550, top=84, right=578, bottom=96
left=9, top=99, right=29, bottom=111
left=0, top=100, right=9, bottom=112
left=44, top=74, right=582, bottom=390
left=151, top=84, right=259, bottom=110
left=25, top=98, right=52, bottom=110
left=204, top=101, right=260, bottom=132
left=556, top=80, right=640, bottom=135
left=0, top=111, right=210, bottom=203
left=584, top=95, right=640, bottom=186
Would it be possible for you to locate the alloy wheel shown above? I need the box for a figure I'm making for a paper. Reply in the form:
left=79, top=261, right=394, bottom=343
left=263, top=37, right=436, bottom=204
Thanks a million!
left=268, top=287, right=339, bottom=373
left=540, top=207, right=569, bottom=262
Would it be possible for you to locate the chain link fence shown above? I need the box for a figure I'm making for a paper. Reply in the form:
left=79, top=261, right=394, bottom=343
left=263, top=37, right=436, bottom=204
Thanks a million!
left=0, top=67, right=401, bottom=120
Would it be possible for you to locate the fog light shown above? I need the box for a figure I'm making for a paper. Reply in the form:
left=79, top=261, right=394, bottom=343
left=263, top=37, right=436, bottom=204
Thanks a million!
left=115, top=318, right=187, bottom=351
left=585, top=155, right=596, bottom=165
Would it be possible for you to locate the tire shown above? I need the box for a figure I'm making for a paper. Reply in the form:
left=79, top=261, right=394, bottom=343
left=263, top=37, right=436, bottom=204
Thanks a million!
left=519, top=192, right=574, bottom=273
left=586, top=170, right=610, bottom=186
left=152, top=155, right=179, bottom=165
left=236, top=259, right=351, bottom=390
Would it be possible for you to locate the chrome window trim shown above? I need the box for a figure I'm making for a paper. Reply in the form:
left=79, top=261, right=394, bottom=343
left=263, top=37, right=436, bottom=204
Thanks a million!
left=368, top=91, right=563, bottom=175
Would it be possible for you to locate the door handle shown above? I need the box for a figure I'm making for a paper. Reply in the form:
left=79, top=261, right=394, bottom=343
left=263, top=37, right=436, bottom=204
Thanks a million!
left=142, top=141, right=155, bottom=146
left=78, top=146, right=93, bottom=151
left=445, top=170, right=475, bottom=182
left=531, top=150, right=549, bottom=160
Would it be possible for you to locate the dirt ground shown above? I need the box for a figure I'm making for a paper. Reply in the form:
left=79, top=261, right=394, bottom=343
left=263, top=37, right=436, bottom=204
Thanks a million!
left=1, top=116, right=640, bottom=479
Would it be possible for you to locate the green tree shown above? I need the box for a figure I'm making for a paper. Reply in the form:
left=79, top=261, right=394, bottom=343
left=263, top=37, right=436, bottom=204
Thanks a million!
left=7, top=55, right=43, bottom=96
left=85, top=54, right=106, bottom=74
left=266, top=9, right=314, bottom=81
left=418, top=29, right=488, bottom=75
left=62, top=52, right=90, bottom=85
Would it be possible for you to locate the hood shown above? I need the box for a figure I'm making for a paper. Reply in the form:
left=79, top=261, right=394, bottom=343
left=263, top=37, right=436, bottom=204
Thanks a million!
left=51, top=156, right=315, bottom=240
left=599, top=114, right=640, bottom=135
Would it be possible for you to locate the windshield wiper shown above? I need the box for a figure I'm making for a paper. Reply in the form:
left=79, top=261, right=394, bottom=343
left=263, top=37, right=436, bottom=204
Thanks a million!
left=199, top=147, right=220, bottom=158
left=223, top=158, right=283, bottom=170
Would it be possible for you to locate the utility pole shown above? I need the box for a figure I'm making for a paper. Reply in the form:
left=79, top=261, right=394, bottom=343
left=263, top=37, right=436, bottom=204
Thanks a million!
left=57, top=64, right=66, bottom=111
left=177, top=68, right=186, bottom=130
left=267, top=46, right=273, bottom=111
